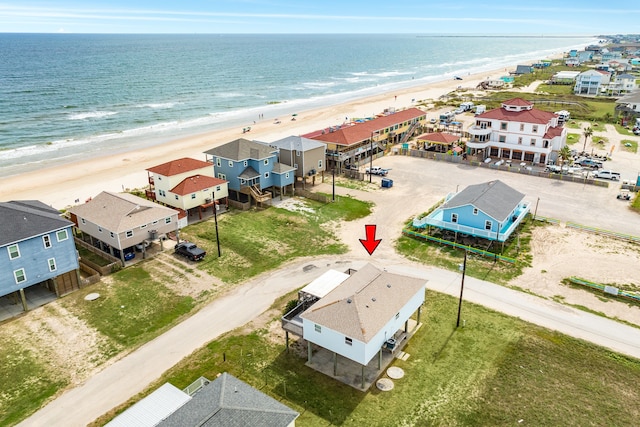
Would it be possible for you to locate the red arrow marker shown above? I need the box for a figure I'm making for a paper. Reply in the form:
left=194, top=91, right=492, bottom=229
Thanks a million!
left=359, top=224, right=381, bottom=255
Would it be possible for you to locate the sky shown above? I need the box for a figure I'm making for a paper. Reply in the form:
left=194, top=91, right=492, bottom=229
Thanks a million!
left=0, top=1, right=638, bottom=35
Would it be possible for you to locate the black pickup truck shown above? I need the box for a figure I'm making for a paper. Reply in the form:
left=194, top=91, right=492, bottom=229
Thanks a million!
left=174, top=242, right=206, bottom=261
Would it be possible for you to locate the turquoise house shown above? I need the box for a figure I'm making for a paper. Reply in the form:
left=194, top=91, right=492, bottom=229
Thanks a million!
left=413, top=180, right=530, bottom=242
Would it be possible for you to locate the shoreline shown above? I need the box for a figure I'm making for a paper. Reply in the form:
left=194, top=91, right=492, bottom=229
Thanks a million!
left=1, top=54, right=565, bottom=209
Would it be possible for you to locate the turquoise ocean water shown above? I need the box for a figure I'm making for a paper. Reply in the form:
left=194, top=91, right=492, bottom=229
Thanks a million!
left=0, top=33, right=595, bottom=177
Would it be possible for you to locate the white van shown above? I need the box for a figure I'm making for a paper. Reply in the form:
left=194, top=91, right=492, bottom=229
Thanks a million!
left=474, top=105, right=486, bottom=115
left=593, top=170, right=620, bottom=181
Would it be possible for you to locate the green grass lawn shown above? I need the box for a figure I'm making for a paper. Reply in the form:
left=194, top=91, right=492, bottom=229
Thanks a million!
left=566, top=132, right=581, bottom=145
left=98, top=291, right=640, bottom=427
left=77, top=246, right=112, bottom=267
left=180, top=196, right=372, bottom=283
left=621, top=139, right=638, bottom=153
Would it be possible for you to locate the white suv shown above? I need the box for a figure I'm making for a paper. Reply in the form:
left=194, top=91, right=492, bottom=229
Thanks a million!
left=593, top=170, right=620, bottom=181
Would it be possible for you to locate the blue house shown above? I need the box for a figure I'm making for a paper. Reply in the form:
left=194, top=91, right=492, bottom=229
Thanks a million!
left=413, top=180, right=530, bottom=242
left=204, top=138, right=295, bottom=206
left=0, top=200, right=79, bottom=312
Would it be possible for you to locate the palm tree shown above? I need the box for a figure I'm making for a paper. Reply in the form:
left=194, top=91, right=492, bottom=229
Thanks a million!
left=582, top=126, right=593, bottom=152
left=558, top=145, right=571, bottom=166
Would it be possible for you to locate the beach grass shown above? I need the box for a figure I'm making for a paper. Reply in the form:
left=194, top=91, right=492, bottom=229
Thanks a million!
left=179, top=196, right=371, bottom=284
left=61, top=267, right=195, bottom=348
left=621, top=139, right=638, bottom=153
left=94, top=290, right=640, bottom=427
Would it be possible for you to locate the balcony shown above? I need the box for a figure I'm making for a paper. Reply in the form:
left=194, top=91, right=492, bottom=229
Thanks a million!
left=467, top=126, right=492, bottom=137
left=466, top=139, right=491, bottom=149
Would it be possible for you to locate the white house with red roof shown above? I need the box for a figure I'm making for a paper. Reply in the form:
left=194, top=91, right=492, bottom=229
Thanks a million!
left=466, top=98, right=567, bottom=165
left=146, top=157, right=228, bottom=214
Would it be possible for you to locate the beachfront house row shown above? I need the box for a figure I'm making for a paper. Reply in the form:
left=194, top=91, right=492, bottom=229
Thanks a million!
left=145, top=157, right=229, bottom=221
left=204, top=138, right=296, bottom=207
left=68, top=192, right=179, bottom=265
left=605, top=73, right=638, bottom=97
left=574, top=69, right=611, bottom=96
left=303, top=107, right=427, bottom=171
left=0, top=200, right=80, bottom=311
left=106, top=372, right=299, bottom=427
left=294, top=264, right=426, bottom=388
left=267, top=135, right=326, bottom=188
left=466, top=98, right=567, bottom=165
left=412, top=180, right=530, bottom=243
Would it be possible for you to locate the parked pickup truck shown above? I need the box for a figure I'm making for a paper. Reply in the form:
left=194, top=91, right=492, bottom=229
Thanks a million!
left=174, top=242, right=206, bottom=261
left=365, top=166, right=389, bottom=176
left=593, top=170, right=620, bottom=181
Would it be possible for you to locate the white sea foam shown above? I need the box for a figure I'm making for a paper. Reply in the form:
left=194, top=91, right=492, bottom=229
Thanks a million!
left=68, top=111, right=118, bottom=120
left=141, top=102, right=176, bottom=109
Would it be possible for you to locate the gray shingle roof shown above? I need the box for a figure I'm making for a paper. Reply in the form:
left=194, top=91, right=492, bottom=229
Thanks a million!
left=204, top=138, right=277, bottom=161
left=0, top=200, right=73, bottom=246
left=300, top=264, right=427, bottom=343
left=271, top=162, right=296, bottom=174
left=441, top=180, right=525, bottom=222
left=160, top=373, right=299, bottom=427
left=267, top=135, right=325, bottom=151
left=67, top=192, right=177, bottom=233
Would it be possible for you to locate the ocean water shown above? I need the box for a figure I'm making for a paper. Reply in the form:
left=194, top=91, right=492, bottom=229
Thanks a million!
left=0, top=33, right=595, bottom=177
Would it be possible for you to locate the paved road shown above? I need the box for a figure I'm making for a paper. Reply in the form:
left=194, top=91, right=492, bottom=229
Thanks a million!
left=20, top=153, right=640, bottom=427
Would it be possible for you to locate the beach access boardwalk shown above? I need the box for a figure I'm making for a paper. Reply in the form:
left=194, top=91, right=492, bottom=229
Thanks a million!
left=19, top=257, right=640, bottom=427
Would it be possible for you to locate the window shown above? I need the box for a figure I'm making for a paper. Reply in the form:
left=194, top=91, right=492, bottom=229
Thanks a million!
left=216, top=158, right=221, bottom=167
left=285, top=172, right=290, bottom=179
left=56, top=229, right=68, bottom=242
left=500, top=122, right=507, bottom=130
left=264, top=159, right=269, bottom=165
left=140, top=224, right=147, bottom=229
left=98, top=226, right=103, bottom=233
left=81, top=218, right=86, bottom=224
left=42, top=235, right=52, bottom=248
left=48, top=258, right=57, bottom=272
left=228, top=160, right=233, bottom=167
left=296, top=150, right=301, bottom=156
left=395, top=312, right=400, bottom=319
left=243, top=160, right=248, bottom=167
left=191, top=193, right=196, bottom=199
left=318, top=159, right=323, bottom=168
left=518, top=137, right=523, bottom=145
left=485, top=220, right=492, bottom=230
left=451, top=213, right=458, bottom=223
left=345, top=337, right=353, bottom=346
left=294, top=163, right=298, bottom=169
left=157, top=176, right=162, bottom=180
left=530, top=138, right=536, bottom=146
left=240, top=178, right=246, bottom=184
left=314, top=324, right=322, bottom=333
left=532, top=125, right=538, bottom=133
left=13, top=268, right=26, bottom=284
left=165, top=217, right=172, bottom=224
left=110, top=232, right=115, bottom=238
left=473, top=208, right=478, bottom=215
left=499, top=135, right=506, bottom=143
left=216, top=185, right=221, bottom=192
left=8, top=244, right=20, bottom=259
left=519, top=123, right=525, bottom=131
left=126, top=230, right=133, bottom=238
left=175, top=195, right=179, bottom=200
left=217, top=173, right=226, bottom=180
left=152, top=220, right=158, bottom=225
left=264, top=172, right=270, bottom=179
left=158, top=189, right=166, bottom=197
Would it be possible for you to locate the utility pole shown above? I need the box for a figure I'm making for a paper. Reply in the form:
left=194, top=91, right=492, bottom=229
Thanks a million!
left=212, top=191, right=221, bottom=257
left=332, top=168, right=335, bottom=201
left=369, top=131, right=374, bottom=183
left=456, top=250, right=467, bottom=328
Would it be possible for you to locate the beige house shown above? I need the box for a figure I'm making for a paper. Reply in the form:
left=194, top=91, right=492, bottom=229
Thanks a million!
left=68, top=192, right=179, bottom=265
left=267, top=135, right=326, bottom=187
left=146, top=157, right=228, bottom=214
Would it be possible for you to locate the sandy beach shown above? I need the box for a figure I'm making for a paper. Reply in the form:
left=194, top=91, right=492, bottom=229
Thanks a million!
left=1, top=61, right=539, bottom=210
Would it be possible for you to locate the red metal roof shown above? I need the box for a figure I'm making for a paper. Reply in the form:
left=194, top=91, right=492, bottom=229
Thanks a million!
left=170, top=175, right=227, bottom=196
left=543, top=126, right=564, bottom=139
left=304, top=108, right=426, bottom=147
left=417, top=132, right=460, bottom=144
left=502, top=98, right=533, bottom=107
left=146, top=157, right=212, bottom=176
left=477, top=105, right=557, bottom=124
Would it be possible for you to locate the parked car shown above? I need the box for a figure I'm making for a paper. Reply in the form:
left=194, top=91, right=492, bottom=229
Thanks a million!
left=429, top=118, right=437, bottom=124
left=365, top=166, right=389, bottom=176
left=617, top=189, right=631, bottom=200
left=174, top=242, right=206, bottom=261
left=113, top=247, right=135, bottom=261
left=544, top=165, right=563, bottom=173
left=593, top=170, right=620, bottom=181
left=577, top=158, right=602, bottom=169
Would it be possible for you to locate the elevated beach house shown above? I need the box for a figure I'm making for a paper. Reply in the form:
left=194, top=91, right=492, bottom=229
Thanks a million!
left=283, top=263, right=426, bottom=390
left=146, top=157, right=228, bottom=221
left=68, top=192, right=179, bottom=265
left=204, top=138, right=295, bottom=207
left=466, top=98, right=567, bottom=165
left=302, top=107, right=427, bottom=171
left=266, top=135, right=326, bottom=188
left=106, top=372, right=299, bottom=427
left=413, top=180, right=530, bottom=243
left=574, top=69, right=611, bottom=96
left=0, top=200, right=80, bottom=312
